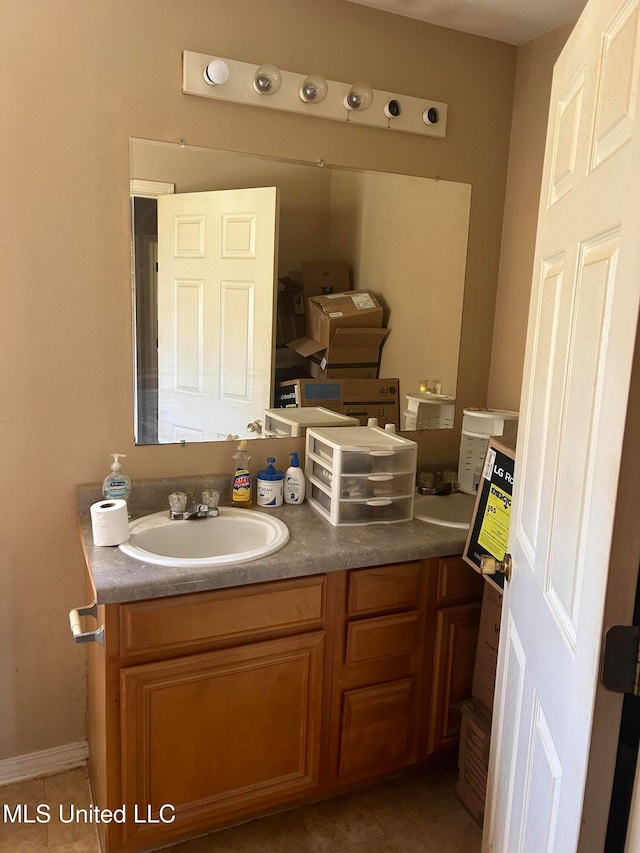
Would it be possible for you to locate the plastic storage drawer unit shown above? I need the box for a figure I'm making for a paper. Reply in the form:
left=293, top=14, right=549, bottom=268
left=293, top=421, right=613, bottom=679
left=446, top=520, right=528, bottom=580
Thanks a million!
left=305, top=426, right=417, bottom=526
left=264, top=407, right=359, bottom=437
left=403, top=394, right=455, bottom=430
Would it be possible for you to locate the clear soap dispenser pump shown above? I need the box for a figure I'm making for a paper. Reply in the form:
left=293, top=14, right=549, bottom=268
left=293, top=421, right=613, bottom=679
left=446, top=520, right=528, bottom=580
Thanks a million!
left=102, top=453, right=131, bottom=501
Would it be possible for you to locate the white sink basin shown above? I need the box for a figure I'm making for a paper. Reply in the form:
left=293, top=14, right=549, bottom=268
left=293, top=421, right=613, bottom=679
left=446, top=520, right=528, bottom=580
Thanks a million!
left=413, top=492, right=476, bottom=530
left=118, top=508, right=289, bottom=567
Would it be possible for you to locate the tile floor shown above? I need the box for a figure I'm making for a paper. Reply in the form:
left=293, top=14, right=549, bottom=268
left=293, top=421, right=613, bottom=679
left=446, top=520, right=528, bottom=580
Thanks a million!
left=0, top=761, right=481, bottom=852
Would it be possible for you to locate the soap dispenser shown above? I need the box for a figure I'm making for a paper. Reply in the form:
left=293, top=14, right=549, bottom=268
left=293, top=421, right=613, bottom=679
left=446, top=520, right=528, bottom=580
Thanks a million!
left=284, top=452, right=305, bottom=505
left=102, top=453, right=131, bottom=501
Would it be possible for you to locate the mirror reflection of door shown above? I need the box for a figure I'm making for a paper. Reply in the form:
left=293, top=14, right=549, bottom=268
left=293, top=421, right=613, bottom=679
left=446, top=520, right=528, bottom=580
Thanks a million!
left=156, top=187, right=279, bottom=443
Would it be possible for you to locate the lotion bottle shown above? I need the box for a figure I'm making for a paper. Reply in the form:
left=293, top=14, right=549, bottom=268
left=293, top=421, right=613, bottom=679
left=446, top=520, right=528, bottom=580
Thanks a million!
left=257, top=458, right=284, bottom=507
left=284, top=452, right=305, bottom=505
left=102, top=453, right=131, bottom=501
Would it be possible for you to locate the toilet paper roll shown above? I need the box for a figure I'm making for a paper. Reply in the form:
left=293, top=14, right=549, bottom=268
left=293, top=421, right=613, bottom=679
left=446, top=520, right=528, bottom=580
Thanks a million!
left=90, top=499, right=130, bottom=546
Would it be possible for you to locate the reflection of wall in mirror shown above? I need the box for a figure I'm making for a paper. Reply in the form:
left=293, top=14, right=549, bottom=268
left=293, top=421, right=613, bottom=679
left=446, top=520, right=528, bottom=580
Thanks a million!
left=329, top=170, right=470, bottom=400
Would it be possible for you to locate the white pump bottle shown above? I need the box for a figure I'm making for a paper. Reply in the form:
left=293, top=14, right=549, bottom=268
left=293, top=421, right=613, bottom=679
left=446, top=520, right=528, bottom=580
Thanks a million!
left=284, top=452, right=305, bottom=505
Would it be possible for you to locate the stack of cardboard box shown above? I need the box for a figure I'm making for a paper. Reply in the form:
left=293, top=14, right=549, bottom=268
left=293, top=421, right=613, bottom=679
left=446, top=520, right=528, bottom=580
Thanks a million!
left=275, top=261, right=389, bottom=380
left=457, top=583, right=503, bottom=826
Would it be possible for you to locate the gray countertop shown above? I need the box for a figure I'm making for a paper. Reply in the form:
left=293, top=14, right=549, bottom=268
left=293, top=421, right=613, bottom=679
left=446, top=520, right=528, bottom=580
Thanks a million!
left=78, top=477, right=468, bottom=605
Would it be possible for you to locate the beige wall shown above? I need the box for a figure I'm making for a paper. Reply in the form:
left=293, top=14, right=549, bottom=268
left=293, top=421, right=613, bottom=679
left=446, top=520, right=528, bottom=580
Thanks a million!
left=1, top=0, right=518, bottom=760
left=487, top=23, right=573, bottom=411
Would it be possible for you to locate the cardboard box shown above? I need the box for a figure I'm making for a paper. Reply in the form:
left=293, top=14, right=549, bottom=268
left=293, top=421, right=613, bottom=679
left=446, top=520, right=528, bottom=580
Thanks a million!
left=292, top=327, right=387, bottom=372
left=289, top=292, right=387, bottom=374
left=472, top=583, right=503, bottom=716
left=309, top=359, right=379, bottom=380
left=457, top=698, right=491, bottom=826
left=340, top=378, right=400, bottom=427
left=301, top=260, right=350, bottom=299
left=341, top=378, right=398, bottom=402
left=306, top=291, right=384, bottom=349
left=274, top=378, right=344, bottom=411
left=274, top=378, right=400, bottom=429
left=341, top=402, right=398, bottom=428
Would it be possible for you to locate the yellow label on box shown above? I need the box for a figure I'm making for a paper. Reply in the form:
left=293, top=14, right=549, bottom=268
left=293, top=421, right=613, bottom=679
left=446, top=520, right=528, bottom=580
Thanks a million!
left=478, top=483, right=511, bottom=559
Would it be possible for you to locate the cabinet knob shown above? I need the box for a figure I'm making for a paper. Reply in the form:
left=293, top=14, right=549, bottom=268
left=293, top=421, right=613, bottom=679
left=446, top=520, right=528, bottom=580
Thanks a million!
left=480, top=553, right=512, bottom=583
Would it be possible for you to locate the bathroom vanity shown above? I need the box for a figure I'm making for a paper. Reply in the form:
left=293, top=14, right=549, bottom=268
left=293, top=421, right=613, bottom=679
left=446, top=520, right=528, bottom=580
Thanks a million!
left=78, top=496, right=483, bottom=852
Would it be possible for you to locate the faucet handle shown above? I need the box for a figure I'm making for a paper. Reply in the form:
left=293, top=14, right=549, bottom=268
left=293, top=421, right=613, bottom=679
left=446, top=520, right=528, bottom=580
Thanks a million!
left=202, top=489, right=220, bottom=510
left=168, top=491, right=188, bottom=513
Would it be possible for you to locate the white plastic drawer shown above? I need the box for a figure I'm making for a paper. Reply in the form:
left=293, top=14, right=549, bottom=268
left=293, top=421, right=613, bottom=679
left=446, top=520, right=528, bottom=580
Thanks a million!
left=308, top=456, right=335, bottom=488
left=340, top=473, right=414, bottom=499
left=308, top=458, right=413, bottom=499
left=308, top=480, right=413, bottom=526
left=308, top=443, right=414, bottom=476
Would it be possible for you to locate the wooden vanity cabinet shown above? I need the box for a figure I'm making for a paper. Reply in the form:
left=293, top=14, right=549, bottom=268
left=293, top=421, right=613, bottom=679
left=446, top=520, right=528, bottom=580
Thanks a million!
left=86, top=557, right=483, bottom=852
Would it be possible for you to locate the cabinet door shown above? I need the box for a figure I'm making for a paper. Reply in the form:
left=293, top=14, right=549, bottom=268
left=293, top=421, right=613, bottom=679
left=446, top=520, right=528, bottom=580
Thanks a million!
left=119, top=632, right=324, bottom=846
left=338, top=678, right=416, bottom=781
left=428, top=602, right=481, bottom=754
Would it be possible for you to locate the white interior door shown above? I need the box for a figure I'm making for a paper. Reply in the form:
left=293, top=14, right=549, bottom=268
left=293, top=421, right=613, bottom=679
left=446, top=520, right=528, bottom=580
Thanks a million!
left=157, top=187, right=279, bottom=443
left=484, top=0, right=640, bottom=850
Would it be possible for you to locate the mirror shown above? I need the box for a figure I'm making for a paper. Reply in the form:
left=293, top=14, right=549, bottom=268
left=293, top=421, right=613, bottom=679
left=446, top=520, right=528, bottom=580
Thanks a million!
left=130, top=138, right=471, bottom=445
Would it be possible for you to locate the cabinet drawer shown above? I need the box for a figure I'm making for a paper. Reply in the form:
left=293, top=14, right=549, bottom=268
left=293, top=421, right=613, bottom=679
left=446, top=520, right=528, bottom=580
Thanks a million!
left=436, top=556, right=484, bottom=605
left=347, top=562, right=421, bottom=616
left=345, top=612, right=419, bottom=667
left=119, top=576, right=326, bottom=656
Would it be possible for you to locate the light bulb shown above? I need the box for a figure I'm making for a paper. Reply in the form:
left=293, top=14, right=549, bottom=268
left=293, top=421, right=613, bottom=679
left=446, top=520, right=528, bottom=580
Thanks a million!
left=422, top=107, right=440, bottom=125
left=344, top=82, right=374, bottom=112
left=203, top=59, right=230, bottom=86
left=253, top=64, right=282, bottom=95
left=299, top=74, right=328, bottom=104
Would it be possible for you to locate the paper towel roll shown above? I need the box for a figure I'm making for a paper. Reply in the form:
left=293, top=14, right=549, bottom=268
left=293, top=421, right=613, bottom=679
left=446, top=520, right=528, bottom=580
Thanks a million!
left=90, top=499, right=130, bottom=546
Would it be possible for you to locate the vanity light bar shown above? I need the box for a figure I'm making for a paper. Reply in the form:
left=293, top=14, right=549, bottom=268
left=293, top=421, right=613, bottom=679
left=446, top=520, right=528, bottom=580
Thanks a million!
left=182, top=51, right=447, bottom=139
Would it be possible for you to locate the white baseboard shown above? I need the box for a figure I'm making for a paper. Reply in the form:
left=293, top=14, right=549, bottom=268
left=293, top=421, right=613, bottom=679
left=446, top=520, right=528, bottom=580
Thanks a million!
left=0, top=741, right=88, bottom=786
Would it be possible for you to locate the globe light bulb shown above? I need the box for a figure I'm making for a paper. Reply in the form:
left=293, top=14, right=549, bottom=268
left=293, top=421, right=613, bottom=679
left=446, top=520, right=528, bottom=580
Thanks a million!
left=299, top=74, right=328, bottom=104
left=253, top=64, right=282, bottom=95
left=203, top=59, right=230, bottom=86
left=344, top=82, right=374, bottom=112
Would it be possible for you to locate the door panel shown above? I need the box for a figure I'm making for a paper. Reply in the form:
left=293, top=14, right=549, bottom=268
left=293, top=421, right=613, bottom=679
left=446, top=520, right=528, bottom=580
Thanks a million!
left=484, top=0, right=640, bottom=849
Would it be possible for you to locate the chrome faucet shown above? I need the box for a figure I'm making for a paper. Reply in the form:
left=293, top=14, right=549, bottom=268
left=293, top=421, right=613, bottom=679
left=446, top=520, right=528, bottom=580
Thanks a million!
left=417, top=480, right=460, bottom=496
left=170, top=503, right=219, bottom=521
left=168, top=491, right=220, bottom=520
